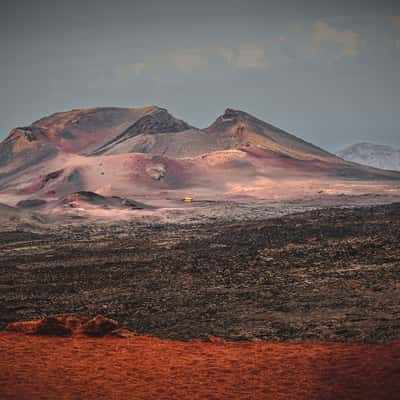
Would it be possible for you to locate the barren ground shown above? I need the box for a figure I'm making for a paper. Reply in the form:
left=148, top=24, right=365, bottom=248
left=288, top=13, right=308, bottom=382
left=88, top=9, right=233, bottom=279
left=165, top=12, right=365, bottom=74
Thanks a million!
left=1, top=333, right=399, bottom=400
left=1, top=199, right=399, bottom=343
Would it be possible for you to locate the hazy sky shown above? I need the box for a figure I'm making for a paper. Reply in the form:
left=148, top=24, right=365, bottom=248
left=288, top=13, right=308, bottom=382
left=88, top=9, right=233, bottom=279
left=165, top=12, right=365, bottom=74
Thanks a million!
left=1, top=0, right=399, bottom=151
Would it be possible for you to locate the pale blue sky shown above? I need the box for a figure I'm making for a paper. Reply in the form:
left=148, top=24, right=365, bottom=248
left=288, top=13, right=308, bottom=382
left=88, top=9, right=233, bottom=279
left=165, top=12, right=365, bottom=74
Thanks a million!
left=1, top=0, right=399, bottom=151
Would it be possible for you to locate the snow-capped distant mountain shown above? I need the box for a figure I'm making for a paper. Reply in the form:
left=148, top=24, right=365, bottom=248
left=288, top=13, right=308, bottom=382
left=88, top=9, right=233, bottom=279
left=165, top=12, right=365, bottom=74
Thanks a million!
left=337, top=143, right=400, bottom=172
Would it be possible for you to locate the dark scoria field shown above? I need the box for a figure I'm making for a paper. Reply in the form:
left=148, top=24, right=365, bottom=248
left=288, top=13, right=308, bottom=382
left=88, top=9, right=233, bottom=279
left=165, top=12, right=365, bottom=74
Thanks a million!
left=1, top=203, right=399, bottom=343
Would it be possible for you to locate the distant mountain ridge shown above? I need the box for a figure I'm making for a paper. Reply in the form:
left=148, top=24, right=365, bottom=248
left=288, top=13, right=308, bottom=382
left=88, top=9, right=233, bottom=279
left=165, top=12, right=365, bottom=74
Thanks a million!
left=1, top=106, right=337, bottom=163
left=0, top=106, right=400, bottom=204
left=338, top=143, right=400, bottom=172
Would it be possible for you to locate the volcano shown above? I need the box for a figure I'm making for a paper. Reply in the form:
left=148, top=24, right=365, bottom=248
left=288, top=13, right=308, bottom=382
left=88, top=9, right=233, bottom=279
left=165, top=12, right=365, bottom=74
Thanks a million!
left=0, top=106, right=399, bottom=206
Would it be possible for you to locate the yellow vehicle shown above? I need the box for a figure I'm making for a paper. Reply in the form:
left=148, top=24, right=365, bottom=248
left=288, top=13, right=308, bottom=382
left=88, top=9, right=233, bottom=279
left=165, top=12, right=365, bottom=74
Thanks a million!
left=183, top=197, right=193, bottom=203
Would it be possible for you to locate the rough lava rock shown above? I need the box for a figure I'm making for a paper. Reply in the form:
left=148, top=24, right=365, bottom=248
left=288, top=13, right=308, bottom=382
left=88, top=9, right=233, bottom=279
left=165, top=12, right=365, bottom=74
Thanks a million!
left=80, top=316, right=119, bottom=337
left=108, top=328, right=138, bottom=338
left=5, top=315, right=88, bottom=336
left=4, top=315, right=126, bottom=338
left=35, top=317, right=74, bottom=336
left=16, top=199, right=48, bottom=209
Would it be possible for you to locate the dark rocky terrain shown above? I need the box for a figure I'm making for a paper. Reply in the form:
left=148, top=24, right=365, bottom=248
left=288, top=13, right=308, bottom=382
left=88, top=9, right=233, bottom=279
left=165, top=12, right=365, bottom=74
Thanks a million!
left=1, top=203, right=399, bottom=343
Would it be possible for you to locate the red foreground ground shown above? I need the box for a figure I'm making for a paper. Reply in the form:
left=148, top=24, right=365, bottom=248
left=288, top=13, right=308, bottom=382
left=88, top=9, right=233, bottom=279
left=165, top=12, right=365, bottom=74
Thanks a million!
left=1, top=332, right=399, bottom=400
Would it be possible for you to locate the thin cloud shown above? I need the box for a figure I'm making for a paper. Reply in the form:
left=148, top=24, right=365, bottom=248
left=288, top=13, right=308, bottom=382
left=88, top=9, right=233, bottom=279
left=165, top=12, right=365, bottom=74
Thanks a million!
left=115, top=43, right=270, bottom=79
left=116, top=62, right=146, bottom=78
left=232, top=44, right=269, bottom=69
left=389, top=16, right=400, bottom=28
left=171, top=51, right=209, bottom=74
left=218, top=47, right=235, bottom=65
left=311, top=20, right=363, bottom=58
left=388, top=17, right=400, bottom=51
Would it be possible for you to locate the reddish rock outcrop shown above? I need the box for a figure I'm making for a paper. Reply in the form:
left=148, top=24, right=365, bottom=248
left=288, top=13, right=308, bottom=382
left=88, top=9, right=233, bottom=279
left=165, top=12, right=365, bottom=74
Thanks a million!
left=5, top=320, right=43, bottom=335
left=4, top=315, right=124, bottom=338
left=108, top=328, right=138, bottom=338
left=80, top=316, right=119, bottom=337
left=34, top=317, right=73, bottom=336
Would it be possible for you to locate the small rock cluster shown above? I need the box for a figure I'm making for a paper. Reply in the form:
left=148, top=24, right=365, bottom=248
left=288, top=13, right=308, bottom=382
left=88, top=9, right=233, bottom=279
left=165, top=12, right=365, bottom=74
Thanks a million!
left=4, top=315, right=136, bottom=338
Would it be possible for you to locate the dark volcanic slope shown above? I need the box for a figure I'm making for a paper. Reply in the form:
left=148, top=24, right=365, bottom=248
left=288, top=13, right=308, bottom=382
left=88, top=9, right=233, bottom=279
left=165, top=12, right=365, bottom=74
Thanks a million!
left=206, top=108, right=334, bottom=159
left=2, top=106, right=400, bottom=191
left=0, top=106, right=188, bottom=168
left=1, top=203, right=400, bottom=343
left=99, top=108, right=338, bottom=160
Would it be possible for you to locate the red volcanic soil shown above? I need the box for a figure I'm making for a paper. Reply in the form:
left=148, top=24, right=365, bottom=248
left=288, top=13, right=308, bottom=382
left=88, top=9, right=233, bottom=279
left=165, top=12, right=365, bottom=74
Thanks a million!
left=1, top=332, right=399, bottom=400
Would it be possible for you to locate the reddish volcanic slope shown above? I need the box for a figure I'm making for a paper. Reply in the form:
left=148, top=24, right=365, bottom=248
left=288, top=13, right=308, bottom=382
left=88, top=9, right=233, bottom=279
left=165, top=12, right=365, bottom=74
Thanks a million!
left=0, top=332, right=399, bottom=400
left=1, top=106, right=400, bottom=205
left=0, top=106, right=189, bottom=178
